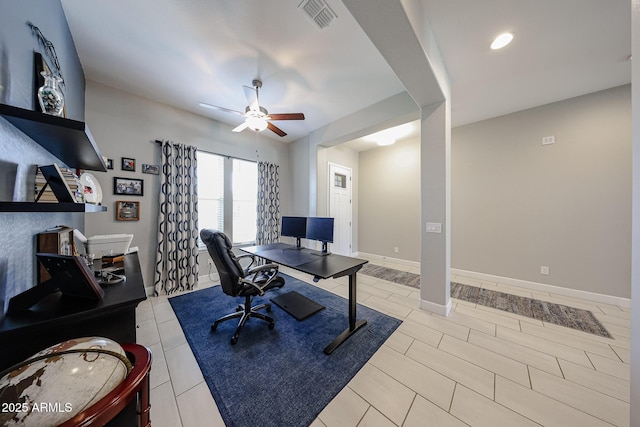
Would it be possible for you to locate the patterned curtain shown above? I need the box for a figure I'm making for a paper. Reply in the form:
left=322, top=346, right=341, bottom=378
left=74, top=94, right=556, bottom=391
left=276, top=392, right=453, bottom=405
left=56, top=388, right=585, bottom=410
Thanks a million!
left=154, top=140, right=199, bottom=295
left=256, top=161, right=280, bottom=245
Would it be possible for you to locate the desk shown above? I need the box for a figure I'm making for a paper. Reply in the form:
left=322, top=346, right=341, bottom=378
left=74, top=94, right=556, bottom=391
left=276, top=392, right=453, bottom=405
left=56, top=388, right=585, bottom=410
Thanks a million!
left=242, top=243, right=368, bottom=354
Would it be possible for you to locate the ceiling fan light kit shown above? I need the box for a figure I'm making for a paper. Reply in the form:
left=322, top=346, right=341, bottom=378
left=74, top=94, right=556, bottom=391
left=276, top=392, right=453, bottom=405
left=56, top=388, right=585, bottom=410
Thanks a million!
left=246, top=116, right=268, bottom=132
left=200, top=79, right=305, bottom=137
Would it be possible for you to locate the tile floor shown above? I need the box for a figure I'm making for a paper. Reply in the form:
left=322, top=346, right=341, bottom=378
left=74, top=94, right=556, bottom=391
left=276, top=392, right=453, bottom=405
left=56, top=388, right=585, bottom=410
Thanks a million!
left=136, top=256, right=631, bottom=426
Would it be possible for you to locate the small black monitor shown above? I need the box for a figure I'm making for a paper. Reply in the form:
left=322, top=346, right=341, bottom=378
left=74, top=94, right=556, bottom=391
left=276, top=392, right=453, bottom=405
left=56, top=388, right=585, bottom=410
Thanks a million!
left=281, top=216, right=307, bottom=248
left=306, top=217, right=334, bottom=255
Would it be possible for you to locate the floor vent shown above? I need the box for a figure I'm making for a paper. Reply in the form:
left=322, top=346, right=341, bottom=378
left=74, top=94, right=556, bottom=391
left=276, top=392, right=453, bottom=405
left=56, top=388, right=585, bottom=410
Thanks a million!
left=298, top=0, right=337, bottom=30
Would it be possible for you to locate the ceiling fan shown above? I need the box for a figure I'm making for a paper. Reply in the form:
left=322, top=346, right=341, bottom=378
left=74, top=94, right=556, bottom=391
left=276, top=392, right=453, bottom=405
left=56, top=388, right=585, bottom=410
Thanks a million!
left=199, top=79, right=305, bottom=137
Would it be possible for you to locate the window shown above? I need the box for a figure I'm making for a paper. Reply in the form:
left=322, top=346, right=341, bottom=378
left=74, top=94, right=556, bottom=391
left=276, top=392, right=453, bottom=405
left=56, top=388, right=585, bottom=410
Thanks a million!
left=197, top=152, right=258, bottom=246
left=334, top=173, right=346, bottom=188
left=232, top=159, right=257, bottom=244
left=197, top=152, right=224, bottom=238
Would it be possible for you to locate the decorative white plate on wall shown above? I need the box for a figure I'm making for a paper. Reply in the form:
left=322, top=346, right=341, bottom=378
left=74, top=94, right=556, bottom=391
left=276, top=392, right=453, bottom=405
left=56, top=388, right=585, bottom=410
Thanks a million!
left=80, top=172, right=103, bottom=204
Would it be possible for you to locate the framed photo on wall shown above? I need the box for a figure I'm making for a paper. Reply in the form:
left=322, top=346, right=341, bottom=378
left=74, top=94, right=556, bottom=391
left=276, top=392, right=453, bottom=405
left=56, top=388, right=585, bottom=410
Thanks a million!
left=106, top=158, right=114, bottom=170
left=121, top=157, right=136, bottom=171
left=113, top=177, right=144, bottom=196
left=116, top=201, right=140, bottom=221
left=142, top=164, right=159, bottom=175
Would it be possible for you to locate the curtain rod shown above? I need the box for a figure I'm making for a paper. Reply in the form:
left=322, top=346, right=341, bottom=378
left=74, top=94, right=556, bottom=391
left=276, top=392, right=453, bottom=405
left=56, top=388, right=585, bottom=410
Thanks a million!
left=153, top=139, right=260, bottom=163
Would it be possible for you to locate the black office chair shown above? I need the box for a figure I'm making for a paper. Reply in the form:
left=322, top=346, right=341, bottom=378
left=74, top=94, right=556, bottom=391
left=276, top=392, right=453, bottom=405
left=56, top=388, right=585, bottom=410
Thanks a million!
left=200, top=229, right=285, bottom=344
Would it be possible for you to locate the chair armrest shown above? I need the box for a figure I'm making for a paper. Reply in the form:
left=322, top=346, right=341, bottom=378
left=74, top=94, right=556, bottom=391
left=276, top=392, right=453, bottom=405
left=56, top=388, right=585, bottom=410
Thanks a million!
left=241, top=263, right=280, bottom=295
left=245, top=263, right=279, bottom=276
left=236, top=253, right=256, bottom=270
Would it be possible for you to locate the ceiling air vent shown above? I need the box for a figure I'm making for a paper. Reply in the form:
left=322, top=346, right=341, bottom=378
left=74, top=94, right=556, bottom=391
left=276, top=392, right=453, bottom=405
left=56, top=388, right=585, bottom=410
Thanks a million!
left=298, top=0, right=337, bottom=30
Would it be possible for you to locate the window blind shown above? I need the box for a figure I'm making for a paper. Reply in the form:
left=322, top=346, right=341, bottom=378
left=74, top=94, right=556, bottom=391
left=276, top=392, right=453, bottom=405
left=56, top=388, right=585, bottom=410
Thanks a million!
left=197, top=152, right=224, bottom=243
left=232, top=158, right=257, bottom=244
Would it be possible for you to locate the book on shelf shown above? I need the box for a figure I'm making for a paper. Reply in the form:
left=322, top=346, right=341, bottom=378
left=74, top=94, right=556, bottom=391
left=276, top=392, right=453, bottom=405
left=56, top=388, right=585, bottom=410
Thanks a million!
left=35, top=164, right=84, bottom=203
left=102, top=254, right=125, bottom=264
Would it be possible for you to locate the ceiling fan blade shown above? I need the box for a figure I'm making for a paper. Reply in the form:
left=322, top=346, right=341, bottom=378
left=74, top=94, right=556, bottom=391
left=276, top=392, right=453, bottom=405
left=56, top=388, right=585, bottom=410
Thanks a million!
left=268, top=113, right=305, bottom=121
left=199, top=103, right=245, bottom=116
left=243, top=85, right=259, bottom=112
left=232, top=121, right=249, bottom=133
left=267, top=122, right=287, bottom=137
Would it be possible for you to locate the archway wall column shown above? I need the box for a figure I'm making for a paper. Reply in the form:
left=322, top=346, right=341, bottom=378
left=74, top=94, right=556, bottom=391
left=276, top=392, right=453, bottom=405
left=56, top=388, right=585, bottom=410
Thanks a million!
left=342, top=0, right=452, bottom=314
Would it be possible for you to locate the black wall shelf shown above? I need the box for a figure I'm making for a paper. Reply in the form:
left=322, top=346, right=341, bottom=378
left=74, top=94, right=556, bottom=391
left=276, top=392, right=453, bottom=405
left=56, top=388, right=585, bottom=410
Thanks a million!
left=0, top=202, right=106, bottom=213
left=0, top=103, right=107, bottom=172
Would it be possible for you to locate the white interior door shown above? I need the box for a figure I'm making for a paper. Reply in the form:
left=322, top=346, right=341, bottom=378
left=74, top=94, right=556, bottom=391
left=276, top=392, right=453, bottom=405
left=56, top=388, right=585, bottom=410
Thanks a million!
left=328, top=163, right=352, bottom=256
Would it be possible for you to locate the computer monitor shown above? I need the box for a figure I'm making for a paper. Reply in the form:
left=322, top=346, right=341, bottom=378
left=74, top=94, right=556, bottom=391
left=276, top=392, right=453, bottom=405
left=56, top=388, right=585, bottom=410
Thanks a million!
left=281, top=216, right=307, bottom=248
left=306, top=217, right=334, bottom=255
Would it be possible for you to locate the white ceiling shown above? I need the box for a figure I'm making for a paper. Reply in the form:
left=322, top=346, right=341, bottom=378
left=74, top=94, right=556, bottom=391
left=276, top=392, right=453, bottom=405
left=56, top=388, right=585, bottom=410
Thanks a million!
left=60, top=0, right=631, bottom=145
left=424, top=0, right=631, bottom=127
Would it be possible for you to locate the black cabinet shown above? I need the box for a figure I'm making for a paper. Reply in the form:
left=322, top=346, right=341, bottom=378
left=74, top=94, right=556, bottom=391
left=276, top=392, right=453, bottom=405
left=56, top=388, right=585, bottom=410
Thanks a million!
left=0, top=253, right=147, bottom=371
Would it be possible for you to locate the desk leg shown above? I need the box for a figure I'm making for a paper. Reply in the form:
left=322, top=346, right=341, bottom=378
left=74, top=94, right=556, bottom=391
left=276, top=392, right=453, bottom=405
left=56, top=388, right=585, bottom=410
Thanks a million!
left=323, top=271, right=367, bottom=355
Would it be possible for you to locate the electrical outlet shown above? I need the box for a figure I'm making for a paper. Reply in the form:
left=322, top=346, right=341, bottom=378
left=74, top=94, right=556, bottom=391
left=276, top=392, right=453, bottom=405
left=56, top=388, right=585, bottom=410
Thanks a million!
left=542, top=136, right=555, bottom=145
left=540, top=265, right=549, bottom=275
left=394, top=247, right=399, bottom=253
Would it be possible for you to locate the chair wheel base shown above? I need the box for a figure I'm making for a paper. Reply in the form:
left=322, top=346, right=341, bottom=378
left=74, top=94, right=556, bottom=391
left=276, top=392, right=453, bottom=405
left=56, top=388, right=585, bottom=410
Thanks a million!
left=210, top=296, right=278, bottom=345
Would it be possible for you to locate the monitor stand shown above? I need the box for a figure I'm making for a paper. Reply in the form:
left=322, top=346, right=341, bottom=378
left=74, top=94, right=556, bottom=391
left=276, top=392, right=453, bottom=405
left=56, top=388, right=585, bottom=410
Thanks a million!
left=312, top=241, right=331, bottom=256
left=283, top=238, right=304, bottom=250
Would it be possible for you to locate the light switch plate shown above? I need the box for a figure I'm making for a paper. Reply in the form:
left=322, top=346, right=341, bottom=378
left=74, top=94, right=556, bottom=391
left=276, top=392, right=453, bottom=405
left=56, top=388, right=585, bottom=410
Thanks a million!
left=426, top=222, right=442, bottom=233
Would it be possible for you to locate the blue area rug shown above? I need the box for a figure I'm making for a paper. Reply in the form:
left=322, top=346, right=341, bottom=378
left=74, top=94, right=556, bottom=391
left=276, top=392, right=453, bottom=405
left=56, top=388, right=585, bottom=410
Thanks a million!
left=169, top=273, right=401, bottom=427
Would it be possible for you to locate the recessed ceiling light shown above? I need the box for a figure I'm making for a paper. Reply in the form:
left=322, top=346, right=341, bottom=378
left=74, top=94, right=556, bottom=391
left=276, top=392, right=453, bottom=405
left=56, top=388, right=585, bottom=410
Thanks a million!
left=377, top=137, right=395, bottom=146
left=490, top=32, right=514, bottom=50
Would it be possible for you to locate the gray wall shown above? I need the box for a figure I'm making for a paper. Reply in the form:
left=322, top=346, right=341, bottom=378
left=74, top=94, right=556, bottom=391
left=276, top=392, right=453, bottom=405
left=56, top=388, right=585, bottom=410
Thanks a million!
left=0, top=0, right=86, bottom=312
left=288, top=92, right=420, bottom=219
left=629, top=2, right=639, bottom=423
left=287, top=138, right=311, bottom=216
left=354, top=85, right=631, bottom=299
left=84, top=81, right=290, bottom=292
left=452, top=85, right=631, bottom=298
left=358, top=137, right=421, bottom=261
left=0, top=0, right=85, bottom=118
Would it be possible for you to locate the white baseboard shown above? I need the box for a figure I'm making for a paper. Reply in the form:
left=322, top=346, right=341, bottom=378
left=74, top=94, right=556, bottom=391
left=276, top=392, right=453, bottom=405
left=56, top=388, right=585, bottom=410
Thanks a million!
left=199, top=273, right=219, bottom=284
left=144, top=274, right=218, bottom=297
left=452, top=268, right=631, bottom=308
left=354, top=252, right=420, bottom=269
left=352, top=251, right=630, bottom=308
left=420, top=298, right=452, bottom=316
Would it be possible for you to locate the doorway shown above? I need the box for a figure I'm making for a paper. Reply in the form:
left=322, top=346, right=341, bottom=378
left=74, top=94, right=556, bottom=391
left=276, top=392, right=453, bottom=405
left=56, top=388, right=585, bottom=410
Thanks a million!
left=328, top=162, right=352, bottom=256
